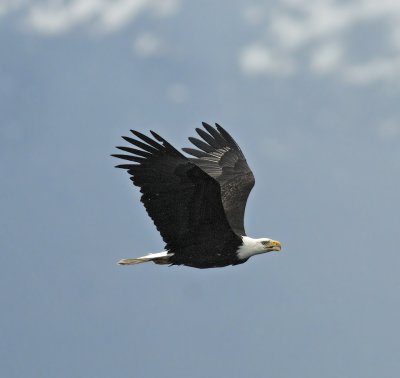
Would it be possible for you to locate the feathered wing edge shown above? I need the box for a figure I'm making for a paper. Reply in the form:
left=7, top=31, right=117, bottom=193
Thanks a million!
left=182, top=123, right=247, bottom=177
left=111, top=129, right=192, bottom=249
left=182, top=123, right=255, bottom=236
left=112, top=129, right=184, bottom=169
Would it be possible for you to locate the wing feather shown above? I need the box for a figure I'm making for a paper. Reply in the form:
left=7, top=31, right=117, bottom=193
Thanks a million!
left=196, top=128, right=219, bottom=148
left=202, top=122, right=226, bottom=144
left=116, top=146, right=152, bottom=158
left=188, top=137, right=214, bottom=153
left=111, top=154, right=146, bottom=163
left=182, top=147, right=209, bottom=158
left=130, top=129, right=163, bottom=150
left=121, top=136, right=160, bottom=154
left=183, top=123, right=255, bottom=235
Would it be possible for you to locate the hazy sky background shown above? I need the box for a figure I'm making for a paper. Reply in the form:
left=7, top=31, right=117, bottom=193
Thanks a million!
left=1, top=1, right=400, bottom=377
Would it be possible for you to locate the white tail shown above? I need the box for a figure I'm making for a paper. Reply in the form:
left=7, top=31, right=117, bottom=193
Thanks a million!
left=118, top=251, right=173, bottom=266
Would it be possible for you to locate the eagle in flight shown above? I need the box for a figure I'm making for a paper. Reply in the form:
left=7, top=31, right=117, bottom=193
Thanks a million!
left=112, top=123, right=281, bottom=269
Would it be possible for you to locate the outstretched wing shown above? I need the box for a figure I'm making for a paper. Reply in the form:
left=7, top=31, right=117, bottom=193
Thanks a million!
left=182, top=123, right=255, bottom=235
left=112, top=130, right=240, bottom=253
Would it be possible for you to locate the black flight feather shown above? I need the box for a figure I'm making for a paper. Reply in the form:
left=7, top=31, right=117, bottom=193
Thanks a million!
left=183, top=123, right=255, bottom=235
left=116, top=146, right=152, bottom=158
left=121, top=136, right=159, bottom=154
left=188, top=137, right=214, bottom=153
left=196, top=128, right=219, bottom=148
left=202, top=122, right=226, bottom=145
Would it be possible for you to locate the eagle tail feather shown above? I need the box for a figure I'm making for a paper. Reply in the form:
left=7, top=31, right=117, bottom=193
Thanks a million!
left=117, top=251, right=173, bottom=266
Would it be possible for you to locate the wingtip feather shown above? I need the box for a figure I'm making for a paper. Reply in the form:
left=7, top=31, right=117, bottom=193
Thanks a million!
left=150, top=130, right=163, bottom=141
left=115, top=164, right=136, bottom=169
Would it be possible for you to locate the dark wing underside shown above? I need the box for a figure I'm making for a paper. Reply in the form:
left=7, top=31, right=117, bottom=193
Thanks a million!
left=112, top=130, right=241, bottom=261
left=182, top=123, right=255, bottom=235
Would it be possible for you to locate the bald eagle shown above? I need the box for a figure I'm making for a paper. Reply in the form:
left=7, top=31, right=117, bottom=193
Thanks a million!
left=112, top=123, right=281, bottom=269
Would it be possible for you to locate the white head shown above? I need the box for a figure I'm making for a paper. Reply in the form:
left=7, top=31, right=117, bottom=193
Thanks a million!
left=237, top=236, right=282, bottom=260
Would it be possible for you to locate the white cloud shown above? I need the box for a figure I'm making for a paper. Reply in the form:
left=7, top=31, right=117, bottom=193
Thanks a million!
left=239, top=0, right=400, bottom=85
left=150, top=0, right=180, bottom=18
left=269, top=1, right=360, bottom=51
left=1, top=0, right=181, bottom=35
left=0, top=0, right=25, bottom=16
left=133, top=32, right=162, bottom=57
left=343, top=57, right=400, bottom=84
left=26, top=0, right=103, bottom=35
left=95, top=0, right=149, bottom=33
left=310, top=41, right=344, bottom=74
left=239, top=43, right=295, bottom=76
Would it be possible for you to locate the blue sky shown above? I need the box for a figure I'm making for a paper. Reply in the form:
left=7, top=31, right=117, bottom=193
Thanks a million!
left=1, top=1, right=400, bottom=377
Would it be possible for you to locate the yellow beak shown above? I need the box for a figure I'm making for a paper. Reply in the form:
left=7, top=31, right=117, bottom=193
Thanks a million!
left=267, top=240, right=282, bottom=251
